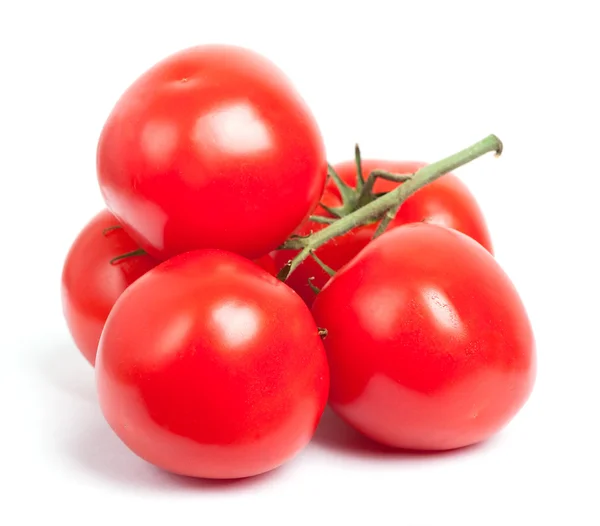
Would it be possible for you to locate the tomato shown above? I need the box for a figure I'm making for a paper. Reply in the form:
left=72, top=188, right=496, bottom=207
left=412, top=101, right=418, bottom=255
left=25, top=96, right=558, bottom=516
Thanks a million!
left=96, top=249, right=329, bottom=479
left=254, top=253, right=278, bottom=276
left=273, top=159, right=493, bottom=306
left=97, top=45, right=326, bottom=261
left=312, top=223, right=535, bottom=450
left=61, top=209, right=158, bottom=366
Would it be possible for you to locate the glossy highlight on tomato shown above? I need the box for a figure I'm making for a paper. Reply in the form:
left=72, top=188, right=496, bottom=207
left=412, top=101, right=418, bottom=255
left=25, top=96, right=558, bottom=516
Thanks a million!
left=96, top=249, right=329, bottom=479
left=61, top=209, right=158, bottom=365
left=312, top=223, right=535, bottom=450
left=97, top=45, right=326, bottom=261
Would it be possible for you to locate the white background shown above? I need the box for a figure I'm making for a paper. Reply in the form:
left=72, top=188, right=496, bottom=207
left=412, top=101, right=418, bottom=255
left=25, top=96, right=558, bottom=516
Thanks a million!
left=2, top=1, right=598, bottom=524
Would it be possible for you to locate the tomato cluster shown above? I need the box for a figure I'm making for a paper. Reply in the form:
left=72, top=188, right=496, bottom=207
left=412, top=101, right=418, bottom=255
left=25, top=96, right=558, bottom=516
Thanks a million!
left=61, top=44, right=536, bottom=480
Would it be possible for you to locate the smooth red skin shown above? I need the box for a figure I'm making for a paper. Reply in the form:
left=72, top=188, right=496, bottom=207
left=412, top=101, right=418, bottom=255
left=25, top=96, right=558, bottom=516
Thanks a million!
left=96, top=250, right=329, bottom=479
left=97, top=45, right=326, bottom=261
left=254, top=254, right=278, bottom=276
left=312, top=223, right=536, bottom=450
left=273, top=159, right=494, bottom=307
left=61, top=209, right=158, bottom=366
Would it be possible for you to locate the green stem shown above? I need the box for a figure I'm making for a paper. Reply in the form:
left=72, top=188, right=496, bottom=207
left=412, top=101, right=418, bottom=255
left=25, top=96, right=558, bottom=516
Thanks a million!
left=370, top=170, right=414, bottom=183
left=310, top=251, right=336, bottom=276
left=372, top=202, right=401, bottom=239
left=307, top=277, right=321, bottom=294
left=354, top=144, right=365, bottom=192
left=277, top=134, right=502, bottom=281
left=357, top=170, right=413, bottom=207
left=327, top=164, right=356, bottom=209
left=309, top=215, right=337, bottom=225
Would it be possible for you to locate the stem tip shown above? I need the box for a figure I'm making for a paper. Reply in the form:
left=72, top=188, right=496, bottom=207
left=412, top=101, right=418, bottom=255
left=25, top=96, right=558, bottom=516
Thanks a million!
left=494, top=135, right=503, bottom=156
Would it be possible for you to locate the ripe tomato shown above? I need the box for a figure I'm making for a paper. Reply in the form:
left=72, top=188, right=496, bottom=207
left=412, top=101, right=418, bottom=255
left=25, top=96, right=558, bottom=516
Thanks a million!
left=254, top=253, right=278, bottom=276
left=97, top=45, right=326, bottom=261
left=312, top=223, right=535, bottom=450
left=96, top=250, right=329, bottom=479
left=61, top=209, right=158, bottom=366
left=273, top=160, right=493, bottom=306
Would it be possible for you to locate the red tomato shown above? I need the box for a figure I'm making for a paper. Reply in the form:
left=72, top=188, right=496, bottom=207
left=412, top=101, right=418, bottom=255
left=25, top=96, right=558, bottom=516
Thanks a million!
left=96, top=250, right=329, bottom=479
left=97, top=45, right=326, bottom=261
left=61, top=209, right=158, bottom=366
left=273, top=160, right=493, bottom=306
left=312, top=223, right=535, bottom=450
left=254, top=253, right=278, bottom=276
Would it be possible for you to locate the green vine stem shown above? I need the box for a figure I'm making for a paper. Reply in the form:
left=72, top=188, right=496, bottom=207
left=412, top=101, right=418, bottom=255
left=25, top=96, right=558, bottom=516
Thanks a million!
left=277, top=134, right=502, bottom=281
left=372, top=202, right=401, bottom=239
left=309, top=215, right=336, bottom=224
left=357, top=169, right=413, bottom=208
left=354, top=144, right=365, bottom=192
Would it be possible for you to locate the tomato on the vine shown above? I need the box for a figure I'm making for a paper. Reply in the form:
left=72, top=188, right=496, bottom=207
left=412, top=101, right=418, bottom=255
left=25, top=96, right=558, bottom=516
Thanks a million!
left=97, top=45, right=326, bottom=261
left=273, top=159, right=492, bottom=306
left=61, top=209, right=158, bottom=366
left=329, top=159, right=493, bottom=253
left=312, top=223, right=535, bottom=450
left=272, top=192, right=373, bottom=306
left=96, top=249, right=329, bottom=479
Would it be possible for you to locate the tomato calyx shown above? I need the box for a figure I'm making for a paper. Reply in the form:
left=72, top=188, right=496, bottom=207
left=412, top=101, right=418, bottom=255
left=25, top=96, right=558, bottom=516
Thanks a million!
left=307, top=277, right=321, bottom=294
left=276, top=134, right=503, bottom=281
left=309, top=251, right=335, bottom=277
left=308, top=215, right=336, bottom=225
left=314, top=146, right=415, bottom=224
